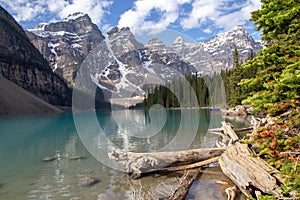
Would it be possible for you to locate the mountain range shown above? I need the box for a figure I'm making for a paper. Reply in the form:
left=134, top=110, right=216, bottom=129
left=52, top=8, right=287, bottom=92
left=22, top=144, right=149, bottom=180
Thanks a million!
left=0, top=6, right=262, bottom=113
left=27, top=12, right=262, bottom=98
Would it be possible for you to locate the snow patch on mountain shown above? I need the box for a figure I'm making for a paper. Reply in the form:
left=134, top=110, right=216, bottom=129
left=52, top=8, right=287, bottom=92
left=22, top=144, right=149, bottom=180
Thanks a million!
left=102, top=37, right=145, bottom=96
left=138, top=50, right=154, bottom=74
left=64, top=12, right=86, bottom=21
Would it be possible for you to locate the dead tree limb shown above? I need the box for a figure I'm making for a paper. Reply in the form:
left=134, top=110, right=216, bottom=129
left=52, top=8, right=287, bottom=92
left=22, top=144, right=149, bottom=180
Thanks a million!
left=160, top=156, right=220, bottom=172
left=234, top=127, right=253, bottom=132
left=168, top=168, right=202, bottom=200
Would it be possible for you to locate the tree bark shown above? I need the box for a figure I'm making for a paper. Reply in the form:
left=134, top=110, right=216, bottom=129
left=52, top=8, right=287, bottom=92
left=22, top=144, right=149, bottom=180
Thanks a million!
left=168, top=168, right=202, bottom=200
left=108, top=147, right=226, bottom=178
left=219, top=123, right=282, bottom=198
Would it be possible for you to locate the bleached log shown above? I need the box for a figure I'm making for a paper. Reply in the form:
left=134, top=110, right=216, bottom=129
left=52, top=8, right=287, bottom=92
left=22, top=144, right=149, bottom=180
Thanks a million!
left=219, top=143, right=282, bottom=198
left=219, top=123, right=282, bottom=198
left=222, top=122, right=239, bottom=143
left=108, top=147, right=226, bottom=178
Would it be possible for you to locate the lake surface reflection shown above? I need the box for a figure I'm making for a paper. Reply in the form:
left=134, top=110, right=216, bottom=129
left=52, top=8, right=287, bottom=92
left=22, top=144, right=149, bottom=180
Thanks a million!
left=0, top=109, right=248, bottom=199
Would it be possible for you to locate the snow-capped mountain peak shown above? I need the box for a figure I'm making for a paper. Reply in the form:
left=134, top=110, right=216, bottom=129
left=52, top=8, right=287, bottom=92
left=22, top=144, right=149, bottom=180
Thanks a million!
left=27, top=13, right=262, bottom=98
left=27, top=13, right=104, bottom=84
left=173, top=36, right=185, bottom=45
left=64, top=12, right=87, bottom=21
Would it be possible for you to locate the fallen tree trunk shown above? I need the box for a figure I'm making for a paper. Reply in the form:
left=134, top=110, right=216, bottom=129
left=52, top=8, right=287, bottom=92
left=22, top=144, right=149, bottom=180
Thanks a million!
left=219, top=123, right=282, bottom=198
left=219, top=144, right=282, bottom=198
left=108, top=147, right=226, bottom=178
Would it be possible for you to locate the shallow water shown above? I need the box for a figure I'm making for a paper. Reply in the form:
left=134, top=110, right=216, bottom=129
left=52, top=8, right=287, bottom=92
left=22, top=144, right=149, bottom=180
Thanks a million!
left=0, top=109, right=248, bottom=199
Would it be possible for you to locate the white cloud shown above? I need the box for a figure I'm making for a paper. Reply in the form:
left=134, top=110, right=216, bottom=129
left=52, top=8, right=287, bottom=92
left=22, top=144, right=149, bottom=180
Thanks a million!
left=180, top=0, right=261, bottom=31
left=51, top=0, right=112, bottom=25
left=0, top=0, right=112, bottom=26
left=0, top=0, right=46, bottom=21
left=1, top=0, right=262, bottom=39
left=196, top=36, right=207, bottom=41
left=180, top=0, right=222, bottom=29
left=203, top=28, right=212, bottom=34
left=118, top=0, right=192, bottom=33
left=118, top=0, right=261, bottom=35
left=215, top=0, right=261, bottom=30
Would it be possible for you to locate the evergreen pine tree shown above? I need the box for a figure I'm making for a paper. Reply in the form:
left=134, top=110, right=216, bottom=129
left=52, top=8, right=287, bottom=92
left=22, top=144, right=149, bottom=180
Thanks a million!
left=228, top=48, right=244, bottom=106
left=241, top=0, right=300, bottom=112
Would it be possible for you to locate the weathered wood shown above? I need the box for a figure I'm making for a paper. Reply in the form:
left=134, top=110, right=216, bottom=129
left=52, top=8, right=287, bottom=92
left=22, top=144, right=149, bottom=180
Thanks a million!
left=219, top=123, right=282, bottom=198
left=168, top=168, right=202, bottom=200
left=160, top=156, right=220, bottom=172
left=219, top=143, right=282, bottom=198
left=108, top=147, right=226, bottom=177
left=208, top=127, right=223, bottom=132
left=209, top=126, right=253, bottom=133
left=234, top=126, right=253, bottom=132
left=251, top=156, right=284, bottom=184
left=222, top=122, right=239, bottom=143
left=225, top=186, right=237, bottom=200
left=251, top=116, right=261, bottom=135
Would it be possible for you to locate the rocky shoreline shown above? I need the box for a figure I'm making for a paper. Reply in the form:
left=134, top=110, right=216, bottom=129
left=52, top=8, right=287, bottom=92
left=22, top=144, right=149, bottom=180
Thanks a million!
left=221, top=105, right=253, bottom=117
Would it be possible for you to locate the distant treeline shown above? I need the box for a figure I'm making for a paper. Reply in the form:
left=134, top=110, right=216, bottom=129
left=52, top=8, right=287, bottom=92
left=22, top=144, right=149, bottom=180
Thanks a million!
left=142, top=48, right=256, bottom=109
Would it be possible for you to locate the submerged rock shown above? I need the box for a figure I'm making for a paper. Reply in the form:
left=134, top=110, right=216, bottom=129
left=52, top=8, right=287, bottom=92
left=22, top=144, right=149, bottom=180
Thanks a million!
left=68, top=156, right=86, bottom=161
left=42, top=156, right=56, bottom=162
left=79, top=176, right=100, bottom=187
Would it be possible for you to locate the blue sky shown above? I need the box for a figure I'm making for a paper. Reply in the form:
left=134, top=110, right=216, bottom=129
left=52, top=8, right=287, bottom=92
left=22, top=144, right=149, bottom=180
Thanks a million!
left=0, top=0, right=262, bottom=43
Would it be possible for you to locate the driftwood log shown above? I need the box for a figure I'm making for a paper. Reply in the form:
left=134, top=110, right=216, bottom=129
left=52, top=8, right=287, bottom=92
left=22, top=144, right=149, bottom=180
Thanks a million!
left=219, top=123, right=282, bottom=198
left=108, top=121, right=283, bottom=199
left=108, top=147, right=226, bottom=178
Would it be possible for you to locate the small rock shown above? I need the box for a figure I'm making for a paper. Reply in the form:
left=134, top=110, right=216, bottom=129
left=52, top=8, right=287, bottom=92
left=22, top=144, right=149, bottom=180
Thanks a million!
left=68, top=156, right=86, bottom=161
left=222, top=106, right=247, bottom=116
left=235, top=105, right=247, bottom=116
left=42, top=156, right=56, bottom=162
left=79, top=176, right=100, bottom=187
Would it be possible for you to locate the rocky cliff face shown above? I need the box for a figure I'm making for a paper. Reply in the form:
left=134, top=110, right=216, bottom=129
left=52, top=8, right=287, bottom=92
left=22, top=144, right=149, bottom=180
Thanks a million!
left=107, top=27, right=144, bottom=58
left=0, top=5, right=71, bottom=106
left=78, top=27, right=196, bottom=98
left=27, top=12, right=105, bottom=85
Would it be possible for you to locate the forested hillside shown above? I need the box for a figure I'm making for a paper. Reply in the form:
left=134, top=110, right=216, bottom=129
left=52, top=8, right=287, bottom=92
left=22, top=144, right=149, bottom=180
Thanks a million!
left=143, top=47, right=255, bottom=109
left=143, top=73, right=224, bottom=109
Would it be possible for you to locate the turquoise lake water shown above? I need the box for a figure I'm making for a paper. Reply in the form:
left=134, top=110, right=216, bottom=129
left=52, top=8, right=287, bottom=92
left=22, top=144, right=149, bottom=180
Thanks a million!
left=0, top=109, right=248, bottom=200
